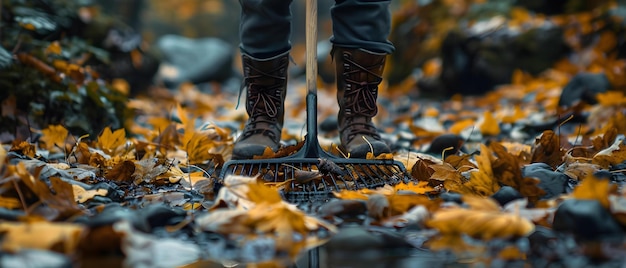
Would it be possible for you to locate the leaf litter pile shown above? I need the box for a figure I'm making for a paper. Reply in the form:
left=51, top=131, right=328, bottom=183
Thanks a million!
left=3, top=2, right=626, bottom=268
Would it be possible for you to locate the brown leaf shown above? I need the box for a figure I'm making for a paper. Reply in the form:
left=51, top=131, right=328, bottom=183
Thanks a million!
left=9, top=140, right=36, bottom=158
left=410, top=158, right=435, bottom=181
left=15, top=163, right=84, bottom=219
left=429, top=162, right=463, bottom=184
left=592, top=138, right=626, bottom=169
left=444, top=154, right=476, bottom=171
left=292, top=169, right=323, bottom=184
left=132, top=158, right=170, bottom=184
left=531, top=130, right=565, bottom=169
left=491, top=142, right=546, bottom=202
left=105, top=160, right=136, bottom=182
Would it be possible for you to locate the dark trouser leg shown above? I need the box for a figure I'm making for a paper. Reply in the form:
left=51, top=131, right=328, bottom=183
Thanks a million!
left=331, top=0, right=394, bottom=158
left=239, top=0, right=293, bottom=58
left=330, top=0, right=394, bottom=54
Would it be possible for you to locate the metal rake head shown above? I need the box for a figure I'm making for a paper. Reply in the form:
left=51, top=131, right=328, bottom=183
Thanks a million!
left=218, top=156, right=410, bottom=202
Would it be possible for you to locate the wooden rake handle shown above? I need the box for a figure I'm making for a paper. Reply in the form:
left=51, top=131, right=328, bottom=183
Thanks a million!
left=305, top=0, right=317, bottom=95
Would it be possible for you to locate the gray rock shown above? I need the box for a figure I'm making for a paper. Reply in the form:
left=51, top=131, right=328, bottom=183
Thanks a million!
left=558, top=72, right=610, bottom=107
left=156, top=35, right=234, bottom=88
left=553, top=199, right=624, bottom=241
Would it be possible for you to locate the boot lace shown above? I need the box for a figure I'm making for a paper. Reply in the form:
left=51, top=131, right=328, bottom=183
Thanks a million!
left=237, top=59, right=287, bottom=142
left=341, top=56, right=383, bottom=141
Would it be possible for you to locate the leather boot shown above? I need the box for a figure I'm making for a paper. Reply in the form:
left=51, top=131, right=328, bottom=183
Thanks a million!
left=232, top=51, right=289, bottom=159
left=334, top=47, right=391, bottom=158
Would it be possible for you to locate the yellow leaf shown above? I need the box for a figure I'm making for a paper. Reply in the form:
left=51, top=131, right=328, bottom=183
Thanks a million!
left=0, top=221, right=84, bottom=254
left=479, top=110, right=500, bottom=136
left=426, top=207, right=534, bottom=240
left=246, top=182, right=283, bottom=205
left=571, top=174, right=617, bottom=208
left=394, top=181, right=434, bottom=194
left=39, top=124, right=69, bottom=150
left=182, top=131, right=212, bottom=164
left=72, top=185, right=108, bottom=203
left=45, top=41, right=62, bottom=55
left=466, top=144, right=501, bottom=196
left=97, top=127, right=126, bottom=155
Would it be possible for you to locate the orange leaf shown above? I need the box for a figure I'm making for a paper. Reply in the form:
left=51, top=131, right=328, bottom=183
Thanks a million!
left=448, top=119, right=474, bottom=135
left=479, top=110, right=500, bottom=136
left=333, top=190, right=369, bottom=201
left=394, top=181, right=435, bottom=194
left=596, top=91, right=626, bottom=107
left=45, top=41, right=62, bottom=55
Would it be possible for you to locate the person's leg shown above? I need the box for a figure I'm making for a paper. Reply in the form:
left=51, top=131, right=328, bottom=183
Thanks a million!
left=239, top=0, right=293, bottom=58
left=330, top=0, right=394, bottom=54
left=330, top=0, right=394, bottom=158
left=233, top=0, right=293, bottom=159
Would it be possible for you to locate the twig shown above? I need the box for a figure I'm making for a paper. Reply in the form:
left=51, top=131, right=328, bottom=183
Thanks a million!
left=11, top=179, right=29, bottom=215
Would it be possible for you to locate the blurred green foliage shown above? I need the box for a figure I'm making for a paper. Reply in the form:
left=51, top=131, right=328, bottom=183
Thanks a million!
left=0, top=0, right=128, bottom=140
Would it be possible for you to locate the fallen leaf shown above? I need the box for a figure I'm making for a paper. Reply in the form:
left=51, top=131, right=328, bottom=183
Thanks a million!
left=39, top=125, right=69, bottom=151
left=245, top=182, right=283, bottom=205
left=465, top=144, right=501, bottom=196
left=97, top=127, right=126, bottom=155
left=426, top=206, right=534, bottom=240
left=571, top=174, right=617, bottom=208
left=531, top=130, right=565, bottom=169
left=393, top=181, right=435, bottom=194
left=0, top=221, right=84, bottom=254
left=592, top=138, right=626, bottom=169
left=72, top=184, right=108, bottom=203
left=9, top=140, right=35, bottom=158
left=479, top=110, right=500, bottom=136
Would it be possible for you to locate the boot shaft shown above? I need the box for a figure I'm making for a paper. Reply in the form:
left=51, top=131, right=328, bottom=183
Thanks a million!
left=333, top=47, right=386, bottom=124
left=241, top=52, right=289, bottom=125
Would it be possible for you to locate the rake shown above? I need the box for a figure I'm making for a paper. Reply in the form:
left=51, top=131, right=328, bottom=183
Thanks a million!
left=219, top=0, right=409, bottom=203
